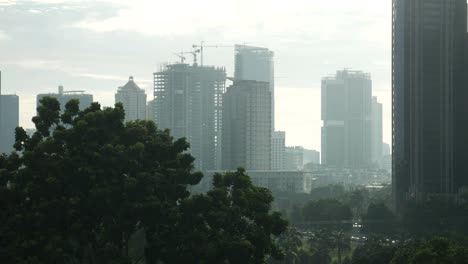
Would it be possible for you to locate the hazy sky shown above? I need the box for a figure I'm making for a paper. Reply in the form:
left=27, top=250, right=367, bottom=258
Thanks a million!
left=0, top=0, right=391, bottom=151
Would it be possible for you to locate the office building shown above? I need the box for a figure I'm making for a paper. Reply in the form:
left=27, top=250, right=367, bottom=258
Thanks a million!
left=154, top=64, right=226, bottom=170
left=272, top=131, right=286, bottom=170
left=115, top=76, right=147, bottom=122
left=222, top=80, right=271, bottom=170
left=0, top=95, right=19, bottom=153
left=234, top=45, right=274, bottom=130
left=303, top=149, right=321, bottom=165
left=146, top=99, right=155, bottom=122
left=37, top=85, right=93, bottom=112
left=321, top=69, right=372, bottom=168
left=285, top=146, right=304, bottom=171
left=371, top=96, right=383, bottom=164
left=392, top=0, right=468, bottom=207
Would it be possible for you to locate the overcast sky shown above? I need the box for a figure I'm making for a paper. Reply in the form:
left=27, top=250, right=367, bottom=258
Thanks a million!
left=0, top=0, right=391, bottom=151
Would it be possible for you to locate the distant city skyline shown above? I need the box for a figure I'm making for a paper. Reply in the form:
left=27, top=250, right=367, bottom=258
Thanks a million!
left=0, top=0, right=392, bottom=151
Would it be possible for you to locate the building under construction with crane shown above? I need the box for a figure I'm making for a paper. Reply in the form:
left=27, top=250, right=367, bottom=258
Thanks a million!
left=153, top=61, right=226, bottom=171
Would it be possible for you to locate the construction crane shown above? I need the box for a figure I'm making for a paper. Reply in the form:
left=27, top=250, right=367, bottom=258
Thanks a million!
left=174, top=53, right=187, bottom=64
left=192, top=41, right=234, bottom=66
left=175, top=49, right=201, bottom=66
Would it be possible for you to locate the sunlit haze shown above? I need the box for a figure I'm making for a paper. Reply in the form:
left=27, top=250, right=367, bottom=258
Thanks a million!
left=0, top=0, right=391, bottom=150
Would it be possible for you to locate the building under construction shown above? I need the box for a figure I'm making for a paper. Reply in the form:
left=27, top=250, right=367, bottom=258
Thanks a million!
left=153, top=63, right=226, bottom=171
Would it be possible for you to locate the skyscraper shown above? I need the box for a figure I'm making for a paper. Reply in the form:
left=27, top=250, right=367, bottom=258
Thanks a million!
left=321, top=69, right=372, bottom=168
left=153, top=64, right=226, bottom=170
left=0, top=95, right=19, bottom=153
left=371, top=96, right=383, bottom=164
left=392, top=0, right=468, bottom=208
left=222, top=80, right=271, bottom=171
left=0, top=71, right=19, bottom=154
left=115, top=76, right=147, bottom=122
left=234, top=45, right=274, bottom=130
left=37, top=85, right=93, bottom=113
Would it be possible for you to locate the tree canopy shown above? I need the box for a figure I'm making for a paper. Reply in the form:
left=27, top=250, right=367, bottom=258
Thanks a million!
left=0, top=97, right=287, bottom=264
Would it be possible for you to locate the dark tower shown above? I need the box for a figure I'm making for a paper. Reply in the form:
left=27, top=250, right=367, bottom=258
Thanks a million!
left=392, top=0, right=468, bottom=210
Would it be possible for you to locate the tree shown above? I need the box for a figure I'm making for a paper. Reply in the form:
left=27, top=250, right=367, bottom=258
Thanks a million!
left=391, top=237, right=468, bottom=264
left=148, top=168, right=288, bottom=263
left=351, top=238, right=397, bottom=264
left=302, top=199, right=353, bottom=232
left=302, top=199, right=353, bottom=264
left=0, top=97, right=287, bottom=264
left=362, top=203, right=398, bottom=236
left=269, top=228, right=311, bottom=264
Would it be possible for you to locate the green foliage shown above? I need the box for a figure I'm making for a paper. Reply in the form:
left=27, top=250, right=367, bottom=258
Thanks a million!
left=302, top=199, right=353, bottom=232
left=351, top=238, right=397, bottom=264
left=0, top=97, right=287, bottom=264
left=391, top=237, right=468, bottom=264
left=310, top=185, right=346, bottom=201
left=269, top=228, right=312, bottom=264
left=151, top=168, right=289, bottom=263
left=362, top=203, right=398, bottom=236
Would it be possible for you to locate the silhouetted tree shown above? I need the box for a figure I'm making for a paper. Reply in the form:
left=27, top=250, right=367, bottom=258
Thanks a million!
left=0, top=97, right=287, bottom=264
left=362, top=203, right=398, bottom=236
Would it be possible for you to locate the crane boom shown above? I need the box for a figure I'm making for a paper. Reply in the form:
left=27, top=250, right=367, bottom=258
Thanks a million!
left=192, top=41, right=234, bottom=66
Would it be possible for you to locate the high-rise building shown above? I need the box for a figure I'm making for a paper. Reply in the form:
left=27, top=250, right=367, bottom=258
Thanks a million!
left=37, top=85, right=93, bottom=113
left=115, top=76, right=147, bottom=122
left=146, top=99, right=155, bottom=122
left=222, top=80, right=271, bottom=170
left=0, top=71, right=19, bottom=154
left=371, top=96, right=383, bottom=164
left=303, top=149, right=321, bottom=165
left=382, top=143, right=391, bottom=156
left=0, top=95, right=19, bottom=153
left=285, top=146, right=304, bottom=171
left=272, top=131, right=286, bottom=170
left=392, top=0, right=468, bottom=207
left=154, top=64, right=226, bottom=170
left=321, top=69, right=372, bottom=168
left=234, top=45, right=274, bottom=130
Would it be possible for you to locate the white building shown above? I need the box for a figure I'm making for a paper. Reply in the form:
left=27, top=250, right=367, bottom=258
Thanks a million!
left=115, top=76, right=147, bottom=122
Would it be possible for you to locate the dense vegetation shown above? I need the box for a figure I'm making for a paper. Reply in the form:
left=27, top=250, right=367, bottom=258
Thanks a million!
left=0, top=98, right=287, bottom=264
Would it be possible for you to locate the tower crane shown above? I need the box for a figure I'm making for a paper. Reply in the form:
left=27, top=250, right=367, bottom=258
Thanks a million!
left=173, top=53, right=187, bottom=64
left=192, top=41, right=234, bottom=66
left=174, top=49, right=201, bottom=66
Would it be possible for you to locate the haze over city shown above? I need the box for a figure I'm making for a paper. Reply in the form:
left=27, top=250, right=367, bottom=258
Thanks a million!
left=0, top=0, right=391, bottom=151
left=8, top=0, right=468, bottom=262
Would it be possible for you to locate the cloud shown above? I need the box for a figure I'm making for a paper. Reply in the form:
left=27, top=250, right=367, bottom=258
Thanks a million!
left=72, top=0, right=390, bottom=42
left=0, top=30, right=8, bottom=41
left=0, top=0, right=15, bottom=6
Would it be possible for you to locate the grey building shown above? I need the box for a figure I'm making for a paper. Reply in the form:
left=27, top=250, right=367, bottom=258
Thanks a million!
left=371, top=96, right=383, bottom=165
left=154, top=64, right=226, bottom=170
left=222, top=80, right=271, bottom=171
left=272, top=131, right=286, bottom=170
left=234, top=45, right=274, bottom=130
left=115, top=76, right=147, bottom=122
left=321, top=69, right=372, bottom=168
left=0, top=95, right=19, bottom=153
left=392, top=0, right=468, bottom=208
left=37, top=85, right=93, bottom=113
left=303, top=149, right=320, bottom=165
left=285, top=146, right=304, bottom=171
